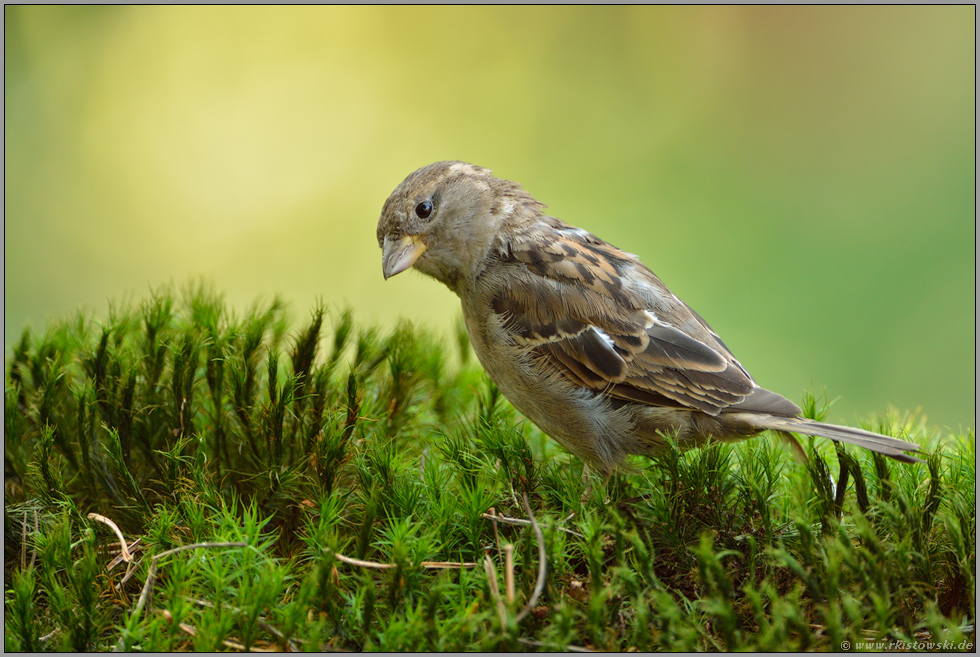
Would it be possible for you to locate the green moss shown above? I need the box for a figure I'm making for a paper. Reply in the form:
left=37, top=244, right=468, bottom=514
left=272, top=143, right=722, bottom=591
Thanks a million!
left=3, top=284, right=975, bottom=651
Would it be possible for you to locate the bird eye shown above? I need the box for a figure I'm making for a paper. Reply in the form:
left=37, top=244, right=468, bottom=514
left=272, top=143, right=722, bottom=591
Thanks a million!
left=415, top=201, right=433, bottom=219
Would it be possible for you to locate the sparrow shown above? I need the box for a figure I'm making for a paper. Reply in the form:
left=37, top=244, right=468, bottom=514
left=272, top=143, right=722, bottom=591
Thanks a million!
left=377, top=161, right=922, bottom=474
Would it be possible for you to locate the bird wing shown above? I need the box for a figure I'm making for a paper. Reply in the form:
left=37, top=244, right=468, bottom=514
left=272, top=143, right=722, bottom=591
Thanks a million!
left=489, top=216, right=792, bottom=416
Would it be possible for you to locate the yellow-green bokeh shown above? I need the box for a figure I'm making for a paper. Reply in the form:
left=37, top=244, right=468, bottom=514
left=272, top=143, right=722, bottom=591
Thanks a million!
left=5, top=6, right=975, bottom=429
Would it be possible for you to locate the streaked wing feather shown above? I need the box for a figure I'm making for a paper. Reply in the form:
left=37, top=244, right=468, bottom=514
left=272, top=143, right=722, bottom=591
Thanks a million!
left=492, top=218, right=760, bottom=415
left=731, top=388, right=802, bottom=416
left=643, top=323, right=728, bottom=371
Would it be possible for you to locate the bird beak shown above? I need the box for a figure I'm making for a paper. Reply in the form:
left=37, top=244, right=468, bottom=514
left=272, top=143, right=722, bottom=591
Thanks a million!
left=382, top=235, right=427, bottom=280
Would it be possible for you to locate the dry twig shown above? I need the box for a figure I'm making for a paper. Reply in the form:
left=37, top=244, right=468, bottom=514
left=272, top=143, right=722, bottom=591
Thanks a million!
left=166, top=616, right=279, bottom=652
left=519, top=637, right=596, bottom=652
left=503, top=543, right=515, bottom=605
left=513, top=493, right=547, bottom=625
left=330, top=550, right=477, bottom=570
left=21, top=512, right=28, bottom=570
left=31, top=510, right=39, bottom=569
left=481, top=511, right=583, bottom=538
left=483, top=555, right=508, bottom=627
left=88, top=513, right=134, bottom=563
left=115, top=542, right=249, bottom=652
left=187, top=597, right=301, bottom=652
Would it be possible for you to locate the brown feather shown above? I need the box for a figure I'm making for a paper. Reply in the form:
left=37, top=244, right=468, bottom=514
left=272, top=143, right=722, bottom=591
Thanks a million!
left=489, top=218, right=760, bottom=416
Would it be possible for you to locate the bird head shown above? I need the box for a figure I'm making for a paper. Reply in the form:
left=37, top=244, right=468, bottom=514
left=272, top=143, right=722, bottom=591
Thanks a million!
left=377, top=161, right=528, bottom=293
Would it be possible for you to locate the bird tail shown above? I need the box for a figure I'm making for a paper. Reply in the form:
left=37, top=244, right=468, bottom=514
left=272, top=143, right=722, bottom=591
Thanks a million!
left=737, top=414, right=923, bottom=464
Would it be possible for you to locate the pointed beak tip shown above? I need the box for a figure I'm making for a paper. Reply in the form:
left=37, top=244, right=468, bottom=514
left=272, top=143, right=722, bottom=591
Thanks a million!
left=381, top=235, right=426, bottom=280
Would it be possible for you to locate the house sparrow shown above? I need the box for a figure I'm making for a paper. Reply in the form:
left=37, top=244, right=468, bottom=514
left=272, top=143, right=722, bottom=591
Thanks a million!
left=377, top=161, right=922, bottom=474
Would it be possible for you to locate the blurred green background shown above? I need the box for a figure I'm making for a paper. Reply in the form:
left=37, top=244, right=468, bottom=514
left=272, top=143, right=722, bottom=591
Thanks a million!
left=4, top=6, right=975, bottom=431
